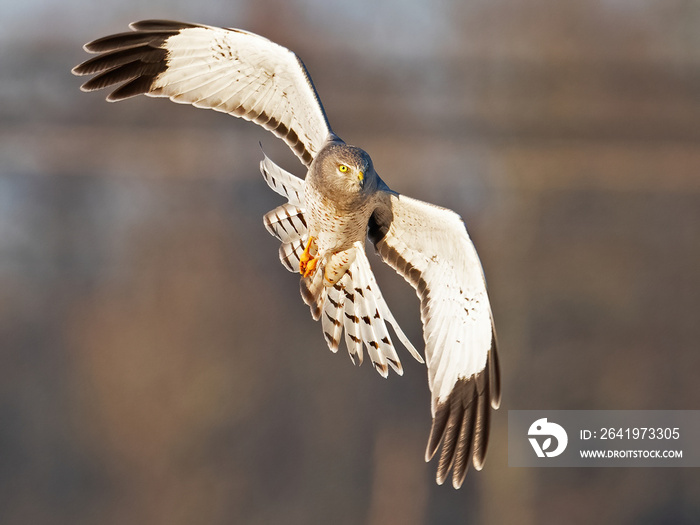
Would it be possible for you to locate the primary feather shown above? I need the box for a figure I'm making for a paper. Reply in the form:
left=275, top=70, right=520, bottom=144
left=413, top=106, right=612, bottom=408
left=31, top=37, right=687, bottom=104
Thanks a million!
left=73, top=20, right=333, bottom=165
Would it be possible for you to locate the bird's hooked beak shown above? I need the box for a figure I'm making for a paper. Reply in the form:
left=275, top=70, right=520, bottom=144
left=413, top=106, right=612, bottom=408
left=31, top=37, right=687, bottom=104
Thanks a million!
left=358, top=171, right=364, bottom=188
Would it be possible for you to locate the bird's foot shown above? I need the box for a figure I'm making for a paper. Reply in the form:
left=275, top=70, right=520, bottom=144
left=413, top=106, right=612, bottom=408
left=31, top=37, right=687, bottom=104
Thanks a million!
left=301, top=257, right=318, bottom=278
left=299, top=236, right=319, bottom=277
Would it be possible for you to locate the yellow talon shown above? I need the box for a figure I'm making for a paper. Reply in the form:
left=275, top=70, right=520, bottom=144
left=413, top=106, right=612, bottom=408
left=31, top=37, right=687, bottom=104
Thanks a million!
left=303, top=257, right=318, bottom=277
left=299, top=236, right=318, bottom=277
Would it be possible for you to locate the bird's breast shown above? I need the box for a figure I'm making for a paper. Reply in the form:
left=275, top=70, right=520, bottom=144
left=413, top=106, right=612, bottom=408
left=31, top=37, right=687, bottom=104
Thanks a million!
left=304, top=183, right=373, bottom=256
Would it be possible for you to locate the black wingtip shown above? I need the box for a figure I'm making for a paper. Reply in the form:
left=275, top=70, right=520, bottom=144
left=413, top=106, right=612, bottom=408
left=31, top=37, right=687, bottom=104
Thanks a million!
left=129, top=20, right=201, bottom=32
left=425, top=400, right=450, bottom=462
left=73, top=23, right=176, bottom=101
left=426, top=369, right=496, bottom=488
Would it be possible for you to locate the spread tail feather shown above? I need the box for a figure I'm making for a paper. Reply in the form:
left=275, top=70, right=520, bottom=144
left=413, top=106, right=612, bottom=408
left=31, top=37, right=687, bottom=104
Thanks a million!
left=300, top=243, right=422, bottom=376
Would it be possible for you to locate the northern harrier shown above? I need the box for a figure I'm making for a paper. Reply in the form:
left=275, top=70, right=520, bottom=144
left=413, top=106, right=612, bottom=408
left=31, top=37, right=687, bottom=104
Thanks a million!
left=73, top=20, right=501, bottom=489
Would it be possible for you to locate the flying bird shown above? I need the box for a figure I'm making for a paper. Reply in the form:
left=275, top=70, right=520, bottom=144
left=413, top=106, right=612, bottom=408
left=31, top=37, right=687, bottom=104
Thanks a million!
left=72, top=20, right=501, bottom=489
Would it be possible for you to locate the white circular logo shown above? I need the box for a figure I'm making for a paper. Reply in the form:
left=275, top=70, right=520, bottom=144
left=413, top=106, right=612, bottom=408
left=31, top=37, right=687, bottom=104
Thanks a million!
left=528, top=418, right=568, bottom=458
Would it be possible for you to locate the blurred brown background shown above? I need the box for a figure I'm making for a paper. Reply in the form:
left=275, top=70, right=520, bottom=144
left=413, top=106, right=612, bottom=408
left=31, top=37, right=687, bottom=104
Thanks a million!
left=2, top=1, right=699, bottom=524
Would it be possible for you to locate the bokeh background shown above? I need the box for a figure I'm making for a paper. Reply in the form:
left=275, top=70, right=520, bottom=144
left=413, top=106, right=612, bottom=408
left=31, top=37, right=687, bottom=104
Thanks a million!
left=2, top=1, right=699, bottom=523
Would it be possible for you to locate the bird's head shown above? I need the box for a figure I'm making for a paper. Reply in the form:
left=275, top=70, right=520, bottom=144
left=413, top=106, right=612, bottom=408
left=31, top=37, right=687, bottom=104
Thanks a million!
left=311, top=142, right=377, bottom=199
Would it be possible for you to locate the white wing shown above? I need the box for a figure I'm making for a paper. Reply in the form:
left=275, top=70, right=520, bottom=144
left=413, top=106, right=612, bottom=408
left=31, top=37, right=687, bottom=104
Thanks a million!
left=368, top=184, right=501, bottom=489
left=72, top=20, right=334, bottom=165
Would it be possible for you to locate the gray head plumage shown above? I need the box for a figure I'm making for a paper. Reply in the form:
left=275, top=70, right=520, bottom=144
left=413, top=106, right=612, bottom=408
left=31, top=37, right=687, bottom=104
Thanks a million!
left=308, top=141, right=378, bottom=199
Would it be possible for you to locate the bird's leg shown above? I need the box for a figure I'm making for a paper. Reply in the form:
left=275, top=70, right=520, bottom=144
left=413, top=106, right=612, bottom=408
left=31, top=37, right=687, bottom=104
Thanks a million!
left=324, top=248, right=357, bottom=285
left=299, top=236, right=319, bottom=277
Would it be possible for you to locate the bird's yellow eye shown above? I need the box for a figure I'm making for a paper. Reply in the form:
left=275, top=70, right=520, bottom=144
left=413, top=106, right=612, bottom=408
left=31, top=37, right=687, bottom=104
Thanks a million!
left=338, top=164, right=349, bottom=173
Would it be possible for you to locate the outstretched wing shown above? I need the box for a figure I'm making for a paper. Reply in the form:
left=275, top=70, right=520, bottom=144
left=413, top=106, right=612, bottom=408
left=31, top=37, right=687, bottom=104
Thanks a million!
left=72, top=20, right=334, bottom=165
left=368, top=184, right=501, bottom=489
